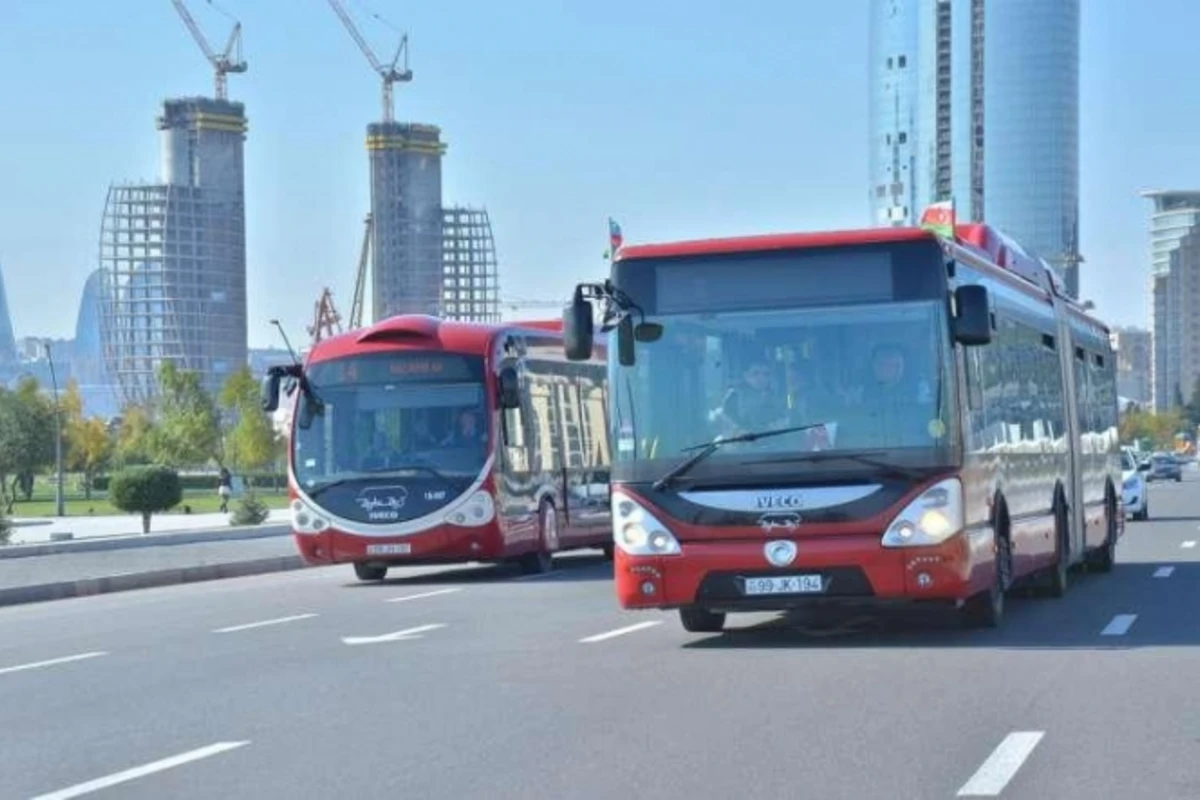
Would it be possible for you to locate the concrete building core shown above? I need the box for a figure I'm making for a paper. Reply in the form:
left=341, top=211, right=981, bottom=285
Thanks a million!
left=368, top=122, right=447, bottom=321
left=99, top=97, right=248, bottom=404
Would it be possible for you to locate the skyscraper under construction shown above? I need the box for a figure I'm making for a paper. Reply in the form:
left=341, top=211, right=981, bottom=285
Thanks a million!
left=367, top=121, right=447, bottom=320
left=99, top=97, right=249, bottom=403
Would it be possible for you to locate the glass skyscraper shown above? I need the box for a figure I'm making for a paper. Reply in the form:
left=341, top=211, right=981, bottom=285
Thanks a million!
left=1143, top=191, right=1200, bottom=411
left=869, top=0, right=1082, bottom=297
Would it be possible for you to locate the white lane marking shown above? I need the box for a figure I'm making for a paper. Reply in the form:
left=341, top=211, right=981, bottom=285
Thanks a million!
left=30, top=741, right=250, bottom=800
left=385, top=588, right=462, bottom=603
left=1182, top=541, right=1196, bottom=549
left=1101, top=614, right=1138, bottom=636
left=212, top=613, right=317, bottom=634
left=1154, top=566, right=1175, bottom=578
left=342, top=623, right=445, bottom=646
left=579, top=620, right=663, bottom=643
left=0, top=651, right=107, bottom=677
left=956, top=731, right=1045, bottom=797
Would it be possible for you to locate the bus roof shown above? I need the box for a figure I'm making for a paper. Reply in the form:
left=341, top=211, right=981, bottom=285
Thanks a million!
left=306, top=315, right=562, bottom=364
left=615, top=222, right=1106, bottom=331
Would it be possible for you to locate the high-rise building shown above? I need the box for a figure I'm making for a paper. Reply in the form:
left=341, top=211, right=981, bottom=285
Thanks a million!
left=0, top=261, right=17, bottom=364
left=1111, top=326, right=1152, bottom=407
left=869, top=0, right=1081, bottom=297
left=99, top=97, right=248, bottom=403
left=1143, top=190, right=1200, bottom=412
left=368, top=122, right=446, bottom=321
left=441, top=206, right=501, bottom=323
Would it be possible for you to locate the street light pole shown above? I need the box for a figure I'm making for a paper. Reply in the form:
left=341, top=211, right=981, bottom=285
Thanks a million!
left=44, top=341, right=65, bottom=518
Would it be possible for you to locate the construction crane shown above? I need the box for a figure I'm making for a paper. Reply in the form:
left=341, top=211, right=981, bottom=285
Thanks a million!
left=169, top=0, right=248, bottom=100
left=349, top=213, right=373, bottom=330
left=308, top=288, right=344, bottom=344
left=326, top=0, right=413, bottom=123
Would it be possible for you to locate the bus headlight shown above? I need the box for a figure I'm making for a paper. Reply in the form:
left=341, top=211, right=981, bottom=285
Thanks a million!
left=881, top=478, right=964, bottom=548
left=612, top=491, right=681, bottom=556
left=291, top=498, right=327, bottom=535
left=445, top=491, right=495, bottom=527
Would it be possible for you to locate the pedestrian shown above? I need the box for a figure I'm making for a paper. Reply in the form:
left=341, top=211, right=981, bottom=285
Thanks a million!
left=217, top=467, right=232, bottom=513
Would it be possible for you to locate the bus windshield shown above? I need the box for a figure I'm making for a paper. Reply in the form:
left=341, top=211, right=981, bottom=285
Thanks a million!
left=611, top=299, right=955, bottom=481
left=292, top=352, right=490, bottom=499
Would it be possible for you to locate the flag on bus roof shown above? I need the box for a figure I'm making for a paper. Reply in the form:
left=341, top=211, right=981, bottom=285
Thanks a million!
left=608, top=218, right=624, bottom=252
left=919, top=200, right=956, bottom=239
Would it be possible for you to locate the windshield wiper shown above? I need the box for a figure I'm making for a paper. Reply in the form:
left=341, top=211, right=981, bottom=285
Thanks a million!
left=740, top=449, right=925, bottom=480
left=652, top=423, right=833, bottom=492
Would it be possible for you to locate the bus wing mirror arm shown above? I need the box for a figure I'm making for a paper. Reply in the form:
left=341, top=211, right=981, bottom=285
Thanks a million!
left=953, top=284, right=992, bottom=346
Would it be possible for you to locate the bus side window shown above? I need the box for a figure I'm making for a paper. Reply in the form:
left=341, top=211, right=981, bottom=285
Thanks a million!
left=500, top=364, right=530, bottom=472
left=965, top=348, right=983, bottom=412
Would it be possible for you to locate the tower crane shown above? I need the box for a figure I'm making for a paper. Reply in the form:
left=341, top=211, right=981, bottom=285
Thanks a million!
left=326, top=0, right=413, bottom=123
left=349, top=213, right=373, bottom=330
left=309, top=288, right=344, bottom=344
left=169, top=0, right=247, bottom=100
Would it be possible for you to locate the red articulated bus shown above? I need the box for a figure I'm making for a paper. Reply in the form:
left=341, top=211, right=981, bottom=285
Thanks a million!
left=561, top=207, right=1122, bottom=631
left=262, top=314, right=612, bottom=581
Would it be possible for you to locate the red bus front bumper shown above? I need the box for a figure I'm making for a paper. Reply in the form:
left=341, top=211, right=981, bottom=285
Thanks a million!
left=614, top=530, right=991, bottom=612
left=292, top=522, right=506, bottom=566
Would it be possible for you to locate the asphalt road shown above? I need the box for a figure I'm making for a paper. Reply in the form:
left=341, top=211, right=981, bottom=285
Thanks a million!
left=2, top=476, right=1200, bottom=799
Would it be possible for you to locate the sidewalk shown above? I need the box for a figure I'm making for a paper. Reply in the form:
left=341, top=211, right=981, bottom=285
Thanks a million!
left=0, top=534, right=311, bottom=608
left=9, top=508, right=291, bottom=545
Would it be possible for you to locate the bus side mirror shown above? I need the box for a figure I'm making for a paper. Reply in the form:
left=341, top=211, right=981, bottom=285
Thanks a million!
left=261, top=373, right=281, bottom=413
left=498, top=367, right=521, bottom=409
left=564, top=291, right=594, bottom=361
left=954, top=284, right=992, bottom=346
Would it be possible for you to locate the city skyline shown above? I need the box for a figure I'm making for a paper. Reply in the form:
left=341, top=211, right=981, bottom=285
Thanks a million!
left=0, top=1, right=1197, bottom=349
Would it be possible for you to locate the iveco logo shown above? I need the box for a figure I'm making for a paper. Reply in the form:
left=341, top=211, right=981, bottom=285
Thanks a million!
left=756, top=492, right=807, bottom=510
left=764, top=540, right=798, bottom=567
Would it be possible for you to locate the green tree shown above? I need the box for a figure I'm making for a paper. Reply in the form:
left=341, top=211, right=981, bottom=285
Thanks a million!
left=219, top=366, right=280, bottom=480
left=0, top=379, right=55, bottom=509
left=69, top=418, right=114, bottom=500
left=150, top=362, right=222, bottom=468
left=1120, top=409, right=1183, bottom=450
left=109, top=465, right=183, bottom=534
left=114, top=404, right=155, bottom=466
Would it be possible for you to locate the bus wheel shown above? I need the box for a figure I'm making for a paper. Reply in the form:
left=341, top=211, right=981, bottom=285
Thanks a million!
left=963, top=526, right=1009, bottom=628
left=354, top=563, right=388, bottom=582
left=1088, top=495, right=1118, bottom=573
left=679, top=607, right=725, bottom=633
left=519, top=502, right=556, bottom=575
left=1043, top=497, right=1070, bottom=598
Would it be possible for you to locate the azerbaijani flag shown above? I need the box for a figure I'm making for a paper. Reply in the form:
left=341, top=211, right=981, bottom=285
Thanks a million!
left=608, top=218, right=624, bottom=252
left=919, top=200, right=956, bottom=239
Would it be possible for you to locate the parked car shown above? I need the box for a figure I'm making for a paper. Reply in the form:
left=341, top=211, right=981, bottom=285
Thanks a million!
left=1122, top=449, right=1148, bottom=520
left=1148, top=452, right=1183, bottom=483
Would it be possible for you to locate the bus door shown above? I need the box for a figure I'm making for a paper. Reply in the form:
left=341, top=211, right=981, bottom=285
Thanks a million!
left=1055, top=310, right=1087, bottom=563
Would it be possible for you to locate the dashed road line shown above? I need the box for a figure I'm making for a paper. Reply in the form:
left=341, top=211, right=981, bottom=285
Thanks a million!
left=385, top=588, right=463, bottom=603
left=30, top=741, right=250, bottom=800
left=579, top=621, right=663, bottom=643
left=1101, top=614, right=1138, bottom=636
left=212, top=613, right=318, bottom=634
left=1153, top=566, right=1175, bottom=578
left=0, top=651, right=107, bottom=677
left=1182, top=541, right=1196, bottom=549
left=956, top=731, right=1045, bottom=797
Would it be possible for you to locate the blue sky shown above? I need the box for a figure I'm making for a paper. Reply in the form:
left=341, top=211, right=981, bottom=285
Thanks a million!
left=0, top=0, right=1197, bottom=348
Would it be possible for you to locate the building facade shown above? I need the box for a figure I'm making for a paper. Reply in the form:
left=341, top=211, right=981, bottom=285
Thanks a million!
left=441, top=206, right=501, bottom=323
left=368, top=122, right=447, bottom=321
left=1111, top=326, right=1152, bottom=407
left=869, top=0, right=1081, bottom=297
left=99, top=98, right=248, bottom=403
left=1144, top=190, right=1200, bottom=412
left=0, top=262, right=16, bottom=364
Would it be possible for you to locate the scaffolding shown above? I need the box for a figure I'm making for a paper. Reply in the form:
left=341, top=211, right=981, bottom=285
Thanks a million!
left=441, top=206, right=500, bottom=323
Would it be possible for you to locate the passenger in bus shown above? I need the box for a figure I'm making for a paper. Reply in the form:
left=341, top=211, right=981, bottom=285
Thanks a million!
left=711, top=359, right=790, bottom=436
left=442, top=408, right=488, bottom=449
left=361, top=431, right=395, bottom=470
left=842, top=342, right=937, bottom=447
left=408, top=410, right=441, bottom=450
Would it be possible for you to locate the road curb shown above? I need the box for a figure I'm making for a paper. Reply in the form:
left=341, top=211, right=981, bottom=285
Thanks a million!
left=0, top=524, right=292, bottom=560
left=0, top=555, right=310, bottom=608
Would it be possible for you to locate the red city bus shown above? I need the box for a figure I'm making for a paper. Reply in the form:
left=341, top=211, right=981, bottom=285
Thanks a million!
left=562, top=209, right=1122, bottom=631
left=262, top=314, right=612, bottom=581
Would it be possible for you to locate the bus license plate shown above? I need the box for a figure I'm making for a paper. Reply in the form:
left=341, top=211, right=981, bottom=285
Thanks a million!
left=366, top=543, right=411, bottom=556
left=743, top=575, right=823, bottom=595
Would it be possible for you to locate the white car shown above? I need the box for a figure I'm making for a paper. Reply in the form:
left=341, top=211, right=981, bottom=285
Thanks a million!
left=1121, top=449, right=1148, bottom=520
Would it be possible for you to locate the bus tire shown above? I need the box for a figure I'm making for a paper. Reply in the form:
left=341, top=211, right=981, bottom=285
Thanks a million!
left=963, top=518, right=1009, bottom=629
left=679, top=607, right=725, bottom=633
left=1088, top=492, right=1118, bottom=573
left=519, top=501, right=556, bottom=575
left=354, top=563, right=388, bottom=581
left=1042, top=494, right=1070, bottom=598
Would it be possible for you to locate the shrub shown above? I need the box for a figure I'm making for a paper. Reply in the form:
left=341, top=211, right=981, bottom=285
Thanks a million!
left=230, top=490, right=270, bottom=526
left=109, top=466, right=183, bottom=534
left=0, top=511, right=10, bottom=545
